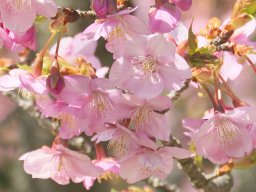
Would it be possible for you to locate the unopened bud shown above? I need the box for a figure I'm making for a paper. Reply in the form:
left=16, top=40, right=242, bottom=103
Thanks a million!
left=46, top=60, right=65, bottom=94
left=91, top=0, right=117, bottom=18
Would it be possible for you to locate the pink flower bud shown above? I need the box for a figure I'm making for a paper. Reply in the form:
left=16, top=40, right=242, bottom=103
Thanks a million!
left=46, top=60, right=65, bottom=94
left=91, top=0, right=117, bottom=18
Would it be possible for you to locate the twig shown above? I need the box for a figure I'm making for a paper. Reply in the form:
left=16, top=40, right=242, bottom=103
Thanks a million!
left=171, top=79, right=191, bottom=102
left=167, top=137, right=233, bottom=192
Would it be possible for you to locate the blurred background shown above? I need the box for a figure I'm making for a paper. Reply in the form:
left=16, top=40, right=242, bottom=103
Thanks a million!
left=0, top=0, right=256, bottom=191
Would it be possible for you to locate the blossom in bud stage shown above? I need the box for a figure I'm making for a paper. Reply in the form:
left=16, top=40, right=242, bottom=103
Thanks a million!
left=83, top=8, right=148, bottom=41
left=50, top=33, right=102, bottom=70
left=119, top=146, right=192, bottom=183
left=0, top=24, right=37, bottom=51
left=46, top=60, right=65, bottom=95
left=91, top=0, right=117, bottom=18
left=0, top=0, right=57, bottom=33
left=83, top=158, right=120, bottom=190
left=114, top=94, right=172, bottom=141
left=108, top=34, right=191, bottom=99
left=184, top=107, right=256, bottom=164
left=19, top=144, right=103, bottom=185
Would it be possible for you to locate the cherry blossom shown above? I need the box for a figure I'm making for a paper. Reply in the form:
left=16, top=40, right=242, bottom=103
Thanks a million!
left=0, top=0, right=57, bottom=33
left=19, top=144, right=103, bottom=185
left=108, top=34, right=191, bottom=99
left=184, top=107, right=256, bottom=164
left=119, top=146, right=192, bottom=183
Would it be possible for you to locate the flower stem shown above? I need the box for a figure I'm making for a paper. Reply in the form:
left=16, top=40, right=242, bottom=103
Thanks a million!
left=33, top=32, right=57, bottom=77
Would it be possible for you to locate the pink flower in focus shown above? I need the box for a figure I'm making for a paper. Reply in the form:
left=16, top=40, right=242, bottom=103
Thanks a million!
left=0, top=0, right=57, bottom=33
left=92, top=123, right=157, bottom=157
left=19, top=144, right=103, bottom=185
left=83, top=158, right=120, bottom=190
left=114, top=94, right=172, bottom=141
left=185, top=107, right=256, bottom=164
left=119, top=146, right=191, bottom=183
left=109, top=34, right=191, bottom=99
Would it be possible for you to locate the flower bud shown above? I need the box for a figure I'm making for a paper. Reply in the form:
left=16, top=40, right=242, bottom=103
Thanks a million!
left=46, top=60, right=65, bottom=94
left=91, top=0, right=117, bottom=18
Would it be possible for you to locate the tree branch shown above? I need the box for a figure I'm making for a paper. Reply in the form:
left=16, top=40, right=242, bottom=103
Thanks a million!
left=168, top=137, right=233, bottom=192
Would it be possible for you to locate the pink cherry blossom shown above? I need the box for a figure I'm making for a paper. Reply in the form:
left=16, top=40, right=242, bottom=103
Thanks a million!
left=108, top=34, right=191, bottom=99
left=0, top=69, right=28, bottom=91
left=19, top=144, right=103, bottom=185
left=92, top=123, right=157, bottom=157
left=0, top=24, right=37, bottom=51
left=149, top=3, right=181, bottom=33
left=83, top=8, right=148, bottom=41
left=219, top=52, right=243, bottom=81
left=230, top=19, right=256, bottom=47
left=83, top=157, right=120, bottom=190
left=91, top=0, right=117, bottom=18
left=119, top=146, right=192, bottom=183
left=185, top=107, right=256, bottom=164
left=0, top=0, right=57, bottom=33
left=113, top=94, right=172, bottom=141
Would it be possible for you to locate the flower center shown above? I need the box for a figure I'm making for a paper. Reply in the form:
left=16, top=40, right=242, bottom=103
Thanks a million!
left=108, top=134, right=127, bottom=154
left=108, top=25, right=125, bottom=42
left=130, top=106, right=152, bottom=130
left=130, top=56, right=161, bottom=82
left=91, top=92, right=112, bottom=113
left=216, top=118, right=240, bottom=144
left=58, top=112, right=75, bottom=128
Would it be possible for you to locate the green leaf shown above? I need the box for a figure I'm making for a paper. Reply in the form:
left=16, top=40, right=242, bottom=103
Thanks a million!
left=187, top=52, right=220, bottom=67
left=188, top=20, right=198, bottom=55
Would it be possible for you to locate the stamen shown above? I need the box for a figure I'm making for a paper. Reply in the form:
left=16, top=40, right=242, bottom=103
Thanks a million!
left=108, top=135, right=127, bottom=154
left=58, top=113, right=75, bottom=128
left=130, top=56, right=161, bottom=82
left=108, top=25, right=125, bottom=42
left=91, top=92, right=112, bottom=113
left=216, top=118, right=240, bottom=144
left=130, top=106, right=152, bottom=130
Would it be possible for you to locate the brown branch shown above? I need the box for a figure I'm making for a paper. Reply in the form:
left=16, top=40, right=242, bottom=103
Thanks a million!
left=167, top=137, right=233, bottom=192
left=171, top=79, right=191, bottom=102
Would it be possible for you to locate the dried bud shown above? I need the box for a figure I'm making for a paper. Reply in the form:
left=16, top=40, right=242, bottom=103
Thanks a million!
left=91, top=0, right=117, bottom=18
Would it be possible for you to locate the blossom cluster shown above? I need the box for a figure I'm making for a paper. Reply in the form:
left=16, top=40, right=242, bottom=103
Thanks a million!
left=0, top=0, right=256, bottom=190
